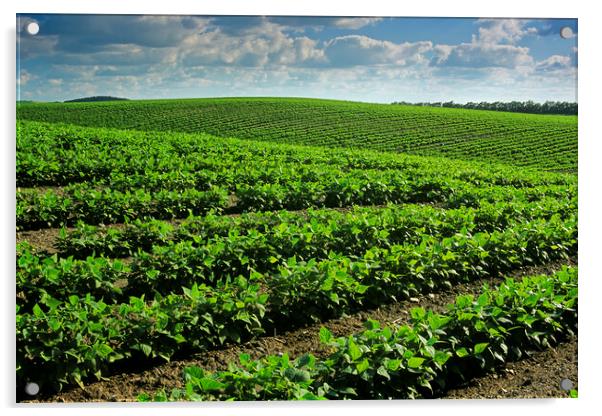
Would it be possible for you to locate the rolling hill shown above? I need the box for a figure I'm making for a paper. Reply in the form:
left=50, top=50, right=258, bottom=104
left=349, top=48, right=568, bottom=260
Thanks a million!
left=16, top=97, right=577, bottom=172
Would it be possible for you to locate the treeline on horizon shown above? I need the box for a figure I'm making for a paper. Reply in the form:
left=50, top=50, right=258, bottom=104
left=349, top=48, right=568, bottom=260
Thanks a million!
left=391, top=100, right=578, bottom=115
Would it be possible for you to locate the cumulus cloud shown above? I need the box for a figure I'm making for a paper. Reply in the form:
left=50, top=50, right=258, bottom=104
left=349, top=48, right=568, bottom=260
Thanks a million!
left=536, top=55, right=572, bottom=72
left=180, top=21, right=326, bottom=68
left=433, top=42, right=533, bottom=68
left=432, top=19, right=537, bottom=69
left=475, top=19, right=537, bottom=45
left=324, top=35, right=432, bottom=67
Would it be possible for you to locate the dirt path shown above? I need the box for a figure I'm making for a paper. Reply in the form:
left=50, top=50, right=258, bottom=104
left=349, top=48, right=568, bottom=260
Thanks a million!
left=24, top=259, right=575, bottom=403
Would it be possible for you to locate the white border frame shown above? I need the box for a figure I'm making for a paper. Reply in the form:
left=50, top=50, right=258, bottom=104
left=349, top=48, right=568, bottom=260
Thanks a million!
left=3, top=1, right=600, bottom=415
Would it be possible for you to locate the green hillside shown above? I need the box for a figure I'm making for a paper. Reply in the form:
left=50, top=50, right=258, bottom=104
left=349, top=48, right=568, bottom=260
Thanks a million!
left=17, top=97, right=577, bottom=172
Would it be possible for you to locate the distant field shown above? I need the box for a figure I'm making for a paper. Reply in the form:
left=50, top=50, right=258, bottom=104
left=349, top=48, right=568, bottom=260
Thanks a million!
left=17, top=97, right=577, bottom=172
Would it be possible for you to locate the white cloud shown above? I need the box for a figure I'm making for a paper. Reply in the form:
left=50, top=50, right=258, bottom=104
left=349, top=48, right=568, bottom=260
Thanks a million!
left=181, top=21, right=325, bottom=68
left=324, top=35, right=432, bottom=67
left=433, top=42, right=533, bottom=69
left=536, top=55, right=572, bottom=72
left=475, top=19, right=537, bottom=45
left=432, top=19, right=538, bottom=70
left=331, top=18, right=383, bottom=30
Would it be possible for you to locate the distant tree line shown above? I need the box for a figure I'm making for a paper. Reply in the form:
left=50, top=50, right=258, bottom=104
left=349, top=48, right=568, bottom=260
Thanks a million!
left=64, top=96, right=129, bottom=103
left=391, top=100, right=577, bottom=115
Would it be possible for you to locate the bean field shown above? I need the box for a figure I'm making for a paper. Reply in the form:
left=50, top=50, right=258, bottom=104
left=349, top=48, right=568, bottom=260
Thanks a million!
left=16, top=98, right=578, bottom=401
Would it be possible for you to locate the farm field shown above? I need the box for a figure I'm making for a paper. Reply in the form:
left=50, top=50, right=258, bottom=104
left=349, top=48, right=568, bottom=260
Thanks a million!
left=16, top=106, right=578, bottom=402
left=16, top=97, right=578, bottom=172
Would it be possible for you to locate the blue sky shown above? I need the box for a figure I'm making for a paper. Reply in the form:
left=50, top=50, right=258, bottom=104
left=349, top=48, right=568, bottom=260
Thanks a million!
left=16, top=15, right=577, bottom=103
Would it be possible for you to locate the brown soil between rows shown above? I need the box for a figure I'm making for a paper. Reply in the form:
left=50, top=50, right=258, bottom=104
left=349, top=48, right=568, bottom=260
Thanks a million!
left=443, top=338, right=577, bottom=399
left=24, top=258, right=576, bottom=403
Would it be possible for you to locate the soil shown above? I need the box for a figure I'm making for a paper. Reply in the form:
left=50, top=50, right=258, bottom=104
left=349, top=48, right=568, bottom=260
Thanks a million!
left=17, top=227, right=65, bottom=254
left=17, top=186, right=67, bottom=196
left=22, top=258, right=576, bottom=403
left=443, top=338, right=577, bottom=399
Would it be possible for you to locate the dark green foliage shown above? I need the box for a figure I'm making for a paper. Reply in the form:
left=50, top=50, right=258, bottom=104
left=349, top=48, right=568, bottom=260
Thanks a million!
left=139, top=267, right=577, bottom=401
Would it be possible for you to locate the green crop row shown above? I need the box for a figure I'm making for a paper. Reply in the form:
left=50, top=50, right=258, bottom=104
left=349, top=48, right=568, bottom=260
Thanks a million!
left=16, top=172, right=574, bottom=231
left=139, top=266, right=578, bottom=401
left=16, top=187, right=229, bottom=230
left=17, top=277, right=268, bottom=392
left=17, top=211, right=576, bottom=312
left=53, top=196, right=575, bottom=259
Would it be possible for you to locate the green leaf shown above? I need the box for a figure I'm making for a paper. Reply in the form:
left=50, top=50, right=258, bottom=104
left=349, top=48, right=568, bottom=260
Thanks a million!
left=96, top=343, right=113, bottom=358
left=284, top=367, right=311, bottom=382
left=410, top=307, right=426, bottom=321
left=348, top=337, right=362, bottom=361
left=171, top=334, right=186, bottom=344
left=319, top=327, right=332, bottom=344
left=363, top=319, right=380, bottom=330
left=48, top=318, right=61, bottom=331
left=376, top=365, right=390, bottom=380
left=456, top=347, right=470, bottom=358
left=329, top=292, right=340, bottom=304
left=477, top=292, right=490, bottom=306
left=297, top=354, right=314, bottom=368
left=137, top=393, right=151, bottom=402
left=386, top=359, right=402, bottom=371
left=356, top=359, right=370, bottom=374
left=407, top=357, right=426, bottom=368
left=434, top=351, right=452, bottom=366
left=32, top=304, right=45, bottom=318
left=43, top=296, right=62, bottom=310
left=199, top=377, right=225, bottom=391
left=356, top=284, right=369, bottom=294
left=474, top=342, right=489, bottom=355
left=139, top=343, right=153, bottom=357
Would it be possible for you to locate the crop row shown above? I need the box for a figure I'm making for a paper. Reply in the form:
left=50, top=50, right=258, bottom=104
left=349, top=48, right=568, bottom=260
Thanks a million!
left=16, top=175, right=574, bottom=230
left=52, top=196, right=576, bottom=259
left=139, top=266, right=577, bottom=401
left=16, top=187, right=229, bottom=230
left=17, top=211, right=577, bottom=315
